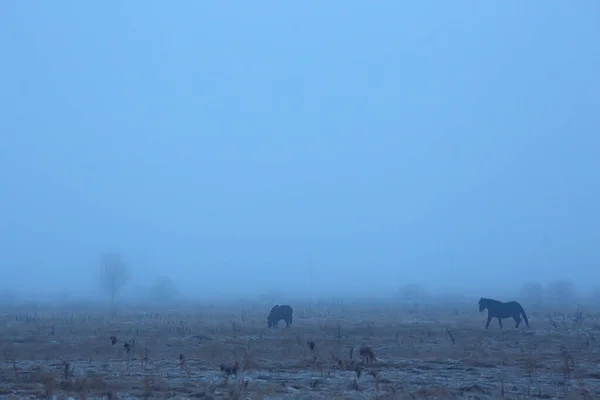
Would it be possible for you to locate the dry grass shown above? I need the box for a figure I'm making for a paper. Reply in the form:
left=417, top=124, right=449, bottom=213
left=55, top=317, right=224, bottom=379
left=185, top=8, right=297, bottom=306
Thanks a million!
left=0, top=300, right=599, bottom=399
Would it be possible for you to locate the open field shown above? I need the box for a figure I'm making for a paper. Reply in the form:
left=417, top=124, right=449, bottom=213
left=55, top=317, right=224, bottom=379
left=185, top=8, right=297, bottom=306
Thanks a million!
left=0, top=300, right=599, bottom=399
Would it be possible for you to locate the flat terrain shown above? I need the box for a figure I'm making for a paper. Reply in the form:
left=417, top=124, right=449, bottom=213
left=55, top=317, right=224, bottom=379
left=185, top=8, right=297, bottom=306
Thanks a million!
left=1, top=300, right=599, bottom=399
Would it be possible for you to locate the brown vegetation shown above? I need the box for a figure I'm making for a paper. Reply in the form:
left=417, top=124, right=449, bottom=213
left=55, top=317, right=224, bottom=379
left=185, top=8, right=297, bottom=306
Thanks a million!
left=0, top=301, right=599, bottom=399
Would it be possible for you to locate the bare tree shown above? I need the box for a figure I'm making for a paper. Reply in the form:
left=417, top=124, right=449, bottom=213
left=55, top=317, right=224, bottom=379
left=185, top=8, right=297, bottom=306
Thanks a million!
left=100, top=252, right=129, bottom=304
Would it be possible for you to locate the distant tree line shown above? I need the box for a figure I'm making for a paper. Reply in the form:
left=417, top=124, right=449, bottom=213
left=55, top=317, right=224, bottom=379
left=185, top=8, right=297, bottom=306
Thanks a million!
left=97, top=252, right=180, bottom=305
left=395, top=280, right=599, bottom=306
left=520, top=279, right=597, bottom=305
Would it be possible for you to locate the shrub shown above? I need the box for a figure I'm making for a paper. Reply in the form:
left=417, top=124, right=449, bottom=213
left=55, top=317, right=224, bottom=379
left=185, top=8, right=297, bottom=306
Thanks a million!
left=546, top=279, right=576, bottom=305
left=520, top=281, right=544, bottom=305
left=149, top=276, right=180, bottom=303
left=399, top=283, right=428, bottom=301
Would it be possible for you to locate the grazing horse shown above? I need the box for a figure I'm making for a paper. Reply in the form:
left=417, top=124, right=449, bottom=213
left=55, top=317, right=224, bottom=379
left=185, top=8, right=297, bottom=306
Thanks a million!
left=267, top=305, right=293, bottom=328
left=478, top=297, right=529, bottom=330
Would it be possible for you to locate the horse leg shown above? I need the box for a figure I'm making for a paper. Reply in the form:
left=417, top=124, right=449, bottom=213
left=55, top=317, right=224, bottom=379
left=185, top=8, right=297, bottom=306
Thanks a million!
left=514, top=315, right=521, bottom=328
left=485, top=316, right=492, bottom=330
left=497, top=318, right=503, bottom=329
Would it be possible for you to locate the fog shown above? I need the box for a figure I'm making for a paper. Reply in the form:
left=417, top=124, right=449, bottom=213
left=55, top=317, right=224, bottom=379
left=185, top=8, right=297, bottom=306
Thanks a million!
left=1, top=2, right=599, bottom=306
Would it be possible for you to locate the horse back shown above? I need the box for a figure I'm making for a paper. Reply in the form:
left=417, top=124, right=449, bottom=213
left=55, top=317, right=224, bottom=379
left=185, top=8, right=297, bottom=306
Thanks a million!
left=507, top=301, right=523, bottom=309
left=488, top=300, right=522, bottom=317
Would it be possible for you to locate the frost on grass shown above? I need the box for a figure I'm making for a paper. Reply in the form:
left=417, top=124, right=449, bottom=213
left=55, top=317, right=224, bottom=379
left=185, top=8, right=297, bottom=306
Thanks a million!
left=0, top=302, right=599, bottom=399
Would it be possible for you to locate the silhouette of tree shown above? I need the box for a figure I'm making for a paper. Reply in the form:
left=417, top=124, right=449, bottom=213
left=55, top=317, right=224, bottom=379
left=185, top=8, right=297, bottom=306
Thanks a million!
left=100, top=252, right=129, bottom=304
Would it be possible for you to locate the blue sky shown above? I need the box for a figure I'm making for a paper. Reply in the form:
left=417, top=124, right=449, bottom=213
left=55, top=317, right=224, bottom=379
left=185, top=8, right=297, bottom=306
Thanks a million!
left=1, top=1, right=599, bottom=299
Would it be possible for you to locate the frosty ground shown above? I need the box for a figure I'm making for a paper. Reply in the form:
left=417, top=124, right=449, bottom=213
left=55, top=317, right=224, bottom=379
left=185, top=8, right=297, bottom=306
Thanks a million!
left=0, top=299, right=599, bottom=399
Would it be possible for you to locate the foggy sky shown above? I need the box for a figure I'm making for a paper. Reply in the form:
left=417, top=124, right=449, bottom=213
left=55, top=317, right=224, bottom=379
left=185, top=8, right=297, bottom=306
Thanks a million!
left=1, top=2, right=599, bottom=301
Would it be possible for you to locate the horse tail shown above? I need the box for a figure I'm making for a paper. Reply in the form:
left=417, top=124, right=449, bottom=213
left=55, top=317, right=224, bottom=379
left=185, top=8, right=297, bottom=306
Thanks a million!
left=520, top=305, right=530, bottom=327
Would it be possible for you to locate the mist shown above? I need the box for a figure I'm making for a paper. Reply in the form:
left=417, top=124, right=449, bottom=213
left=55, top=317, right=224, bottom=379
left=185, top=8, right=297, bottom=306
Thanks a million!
left=1, top=2, right=599, bottom=306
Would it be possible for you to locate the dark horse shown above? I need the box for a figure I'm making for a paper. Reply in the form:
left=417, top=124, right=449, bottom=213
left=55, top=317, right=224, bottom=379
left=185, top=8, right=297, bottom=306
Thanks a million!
left=267, top=305, right=293, bottom=328
left=478, top=297, right=529, bottom=330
